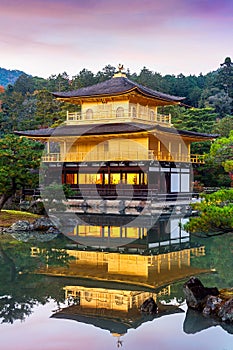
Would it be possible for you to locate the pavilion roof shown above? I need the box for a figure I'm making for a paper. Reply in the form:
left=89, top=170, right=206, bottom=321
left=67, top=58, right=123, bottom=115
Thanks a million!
left=14, top=123, right=218, bottom=140
left=52, top=76, right=184, bottom=103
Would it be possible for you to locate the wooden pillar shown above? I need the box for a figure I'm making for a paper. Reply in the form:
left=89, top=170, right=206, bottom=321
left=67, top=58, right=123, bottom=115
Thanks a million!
left=178, top=143, right=182, bottom=161
left=158, top=140, right=161, bottom=160
left=188, top=144, right=191, bottom=156
left=136, top=103, right=139, bottom=118
left=168, top=141, right=171, bottom=160
left=108, top=166, right=110, bottom=186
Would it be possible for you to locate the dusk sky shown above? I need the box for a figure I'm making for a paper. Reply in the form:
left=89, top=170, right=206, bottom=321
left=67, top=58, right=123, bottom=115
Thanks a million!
left=1, top=0, right=233, bottom=79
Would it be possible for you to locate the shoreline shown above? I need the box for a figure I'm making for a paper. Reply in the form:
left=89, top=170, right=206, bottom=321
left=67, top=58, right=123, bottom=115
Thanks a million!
left=0, top=210, right=40, bottom=228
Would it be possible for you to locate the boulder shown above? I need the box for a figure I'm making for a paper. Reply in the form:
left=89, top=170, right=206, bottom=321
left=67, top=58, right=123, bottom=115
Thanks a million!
left=8, top=220, right=32, bottom=232
left=218, top=298, right=233, bottom=322
left=203, top=295, right=222, bottom=315
left=183, top=277, right=233, bottom=324
left=3, top=216, right=61, bottom=239
left=32, top=217, right=56, bottom=231
left=183, top=276, right=219, bottom=310
left=140, top=297, right=158, bottom=314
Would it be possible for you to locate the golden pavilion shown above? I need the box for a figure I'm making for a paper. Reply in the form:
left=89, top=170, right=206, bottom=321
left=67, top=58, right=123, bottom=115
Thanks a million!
left=15, top=66, right=216, bottom=202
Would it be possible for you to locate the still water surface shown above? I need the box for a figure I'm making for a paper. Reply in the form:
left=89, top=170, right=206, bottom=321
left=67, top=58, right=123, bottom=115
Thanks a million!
left=0, top=212, right=232, bottom=350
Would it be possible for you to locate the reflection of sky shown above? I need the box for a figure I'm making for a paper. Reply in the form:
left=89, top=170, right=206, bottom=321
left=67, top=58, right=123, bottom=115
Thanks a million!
left=0, top=301, right=232, bottom=350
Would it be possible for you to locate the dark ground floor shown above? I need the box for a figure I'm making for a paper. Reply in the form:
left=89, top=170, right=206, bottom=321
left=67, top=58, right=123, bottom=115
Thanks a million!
left=41, top=160, right=193, bottom=201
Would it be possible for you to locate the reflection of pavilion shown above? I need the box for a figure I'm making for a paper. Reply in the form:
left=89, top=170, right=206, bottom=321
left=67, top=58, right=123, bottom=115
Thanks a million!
left=65, top=213, right=192, bottom=250
left=51, top=284, right=183, bottom=338
left=32, top=215, right=207, bottom=289
left=32, top=217, right=205, bottom=288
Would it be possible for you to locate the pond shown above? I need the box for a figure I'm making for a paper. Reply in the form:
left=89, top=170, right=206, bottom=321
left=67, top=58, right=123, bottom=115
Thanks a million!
left=0, top=211, right=232, bottom=350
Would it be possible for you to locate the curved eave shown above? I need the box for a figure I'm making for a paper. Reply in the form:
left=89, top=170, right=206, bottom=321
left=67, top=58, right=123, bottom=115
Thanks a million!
left=53, top=87, right=184, bottom=105
left=14, top=123, right=218, bottom=141
left=14, top=130, right=52, bottom=140
left=155, top=125, right=219, bottom=141
left=135, top=87, right=184, bottom=104
left=53, top=87, right=137, bottom=103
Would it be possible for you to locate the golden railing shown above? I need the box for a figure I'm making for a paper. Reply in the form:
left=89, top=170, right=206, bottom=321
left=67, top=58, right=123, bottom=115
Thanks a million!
left=42, top=151, right=205, bottom=164
left=66, top=110, right=171, bottom=125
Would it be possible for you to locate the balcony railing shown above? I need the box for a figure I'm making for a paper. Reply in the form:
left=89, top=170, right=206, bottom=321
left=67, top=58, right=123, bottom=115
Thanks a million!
left=66, top=110, right=171, bottom=125
left=42, top=151, right=205, bottom=164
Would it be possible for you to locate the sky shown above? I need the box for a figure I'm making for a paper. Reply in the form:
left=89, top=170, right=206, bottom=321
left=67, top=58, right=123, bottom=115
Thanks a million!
left=0, top=0, right=233, bottom=79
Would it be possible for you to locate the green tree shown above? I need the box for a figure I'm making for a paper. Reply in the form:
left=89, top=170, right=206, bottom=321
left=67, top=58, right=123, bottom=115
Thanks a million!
left=184, top=189, right=233, bottom=234
left=134, top=66, right=163, bottom=91
left=35, top=89, right=65, bottom=128
left=13, top=74, right=36, bottom=95
left=217, top=57, right=233, bottom=96
left=0, top=88, right=25, bottom=133
left=208, top=130, right=233, bottom=184
left=0, top=135, right=43, bottom=210
left=70, top=69, right=96, bottom=89
left=47, top=72, right=70, bottom=92
left=95, top=64, right=116, bottom=82
left=207, top=90, right=232, bottom=117
left=212, top=115, right=233, bottom=137
left=194, top=160, right=231, bottom=188
left=214, top=57, right=233, bottom=113
left=172, top=107, right=217, bottom=133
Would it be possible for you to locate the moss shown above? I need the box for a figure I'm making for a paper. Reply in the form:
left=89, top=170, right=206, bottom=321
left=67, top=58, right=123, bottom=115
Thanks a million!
left=0, top=210, right=40, bottom=228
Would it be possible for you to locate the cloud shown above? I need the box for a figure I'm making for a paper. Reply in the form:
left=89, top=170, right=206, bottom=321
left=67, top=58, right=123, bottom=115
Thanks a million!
left=0, top=0, right=232, bottom=77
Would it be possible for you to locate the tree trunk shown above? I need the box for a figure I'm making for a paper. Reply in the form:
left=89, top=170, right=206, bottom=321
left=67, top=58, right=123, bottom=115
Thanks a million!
left=0, top=193, right=14, bottom=211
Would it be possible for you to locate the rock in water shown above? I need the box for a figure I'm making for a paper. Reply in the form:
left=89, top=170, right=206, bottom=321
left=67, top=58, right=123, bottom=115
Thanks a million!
left=218, top=298, right=233, bottom=322
left=8, top=220, right=32, bottom=232
left=183, top=277, right=233, bottom=324
left=140, top=297, right=158, bottom=314
left=32, top=217, right=56, bottom=231
left=203, top=295, right=222, bottom=315
left=183, top=276, right=219, bottom=310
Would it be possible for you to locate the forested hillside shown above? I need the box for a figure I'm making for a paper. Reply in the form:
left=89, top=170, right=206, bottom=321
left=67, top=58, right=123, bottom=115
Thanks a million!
left=0, top=67, right=25, bottom=87
left=0, top=57, right=233, bottom=187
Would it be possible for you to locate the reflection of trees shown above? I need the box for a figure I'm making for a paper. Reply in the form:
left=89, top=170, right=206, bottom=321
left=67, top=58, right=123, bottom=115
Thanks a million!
left=0, top=237, right=72, bottom=323
left=157, top=232, right=233, bottom=306
left=157, top=283, right=185, bottom=305
left=190, top=233, right=233, bottom=288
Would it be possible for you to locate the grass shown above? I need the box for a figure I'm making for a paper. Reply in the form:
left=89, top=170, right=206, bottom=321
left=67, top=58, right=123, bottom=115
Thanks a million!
left=0, top=209, right=40, bottom=227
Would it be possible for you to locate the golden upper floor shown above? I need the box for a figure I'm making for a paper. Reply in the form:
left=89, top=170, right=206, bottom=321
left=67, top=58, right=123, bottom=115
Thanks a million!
left=53, top=73, right=184, bottom=127
left=65, top=105, right=171, bottom=126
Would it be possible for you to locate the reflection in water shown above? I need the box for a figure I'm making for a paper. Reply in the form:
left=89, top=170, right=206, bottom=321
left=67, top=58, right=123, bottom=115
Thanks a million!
left=63, top=211, right=192, bottom=249
left=0, top=212, right=232, bottom=346
left=32, top=214, right=209, bottom=289
left=183, top=308, right=233, bottom=335
left=51, top=284, right=184, bottom=342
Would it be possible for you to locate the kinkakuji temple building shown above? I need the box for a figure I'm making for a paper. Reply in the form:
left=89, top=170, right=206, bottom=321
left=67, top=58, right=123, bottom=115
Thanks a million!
left=15, top=66, right=216, bottom=202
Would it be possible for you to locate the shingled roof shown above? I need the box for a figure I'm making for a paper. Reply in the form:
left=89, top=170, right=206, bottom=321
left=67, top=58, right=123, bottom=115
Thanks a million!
left=14, top=123, right=218, bottom=140
left=52, top=76, right=184, bottom=103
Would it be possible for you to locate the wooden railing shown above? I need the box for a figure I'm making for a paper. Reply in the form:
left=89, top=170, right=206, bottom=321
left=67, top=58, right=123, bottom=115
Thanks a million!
left=66, top=110, right=171, bottom=125
left=42, top=151, right=205, bottom=164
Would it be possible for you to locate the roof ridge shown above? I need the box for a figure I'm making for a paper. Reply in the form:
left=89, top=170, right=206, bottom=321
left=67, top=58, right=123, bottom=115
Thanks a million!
left=52, top=76, right=184, bottom=102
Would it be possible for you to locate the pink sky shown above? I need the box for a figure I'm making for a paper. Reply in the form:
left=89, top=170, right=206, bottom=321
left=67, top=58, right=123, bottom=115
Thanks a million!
left=1, top=301, right=232, bottom=350
left=0, top=0, right=233, bottom=78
